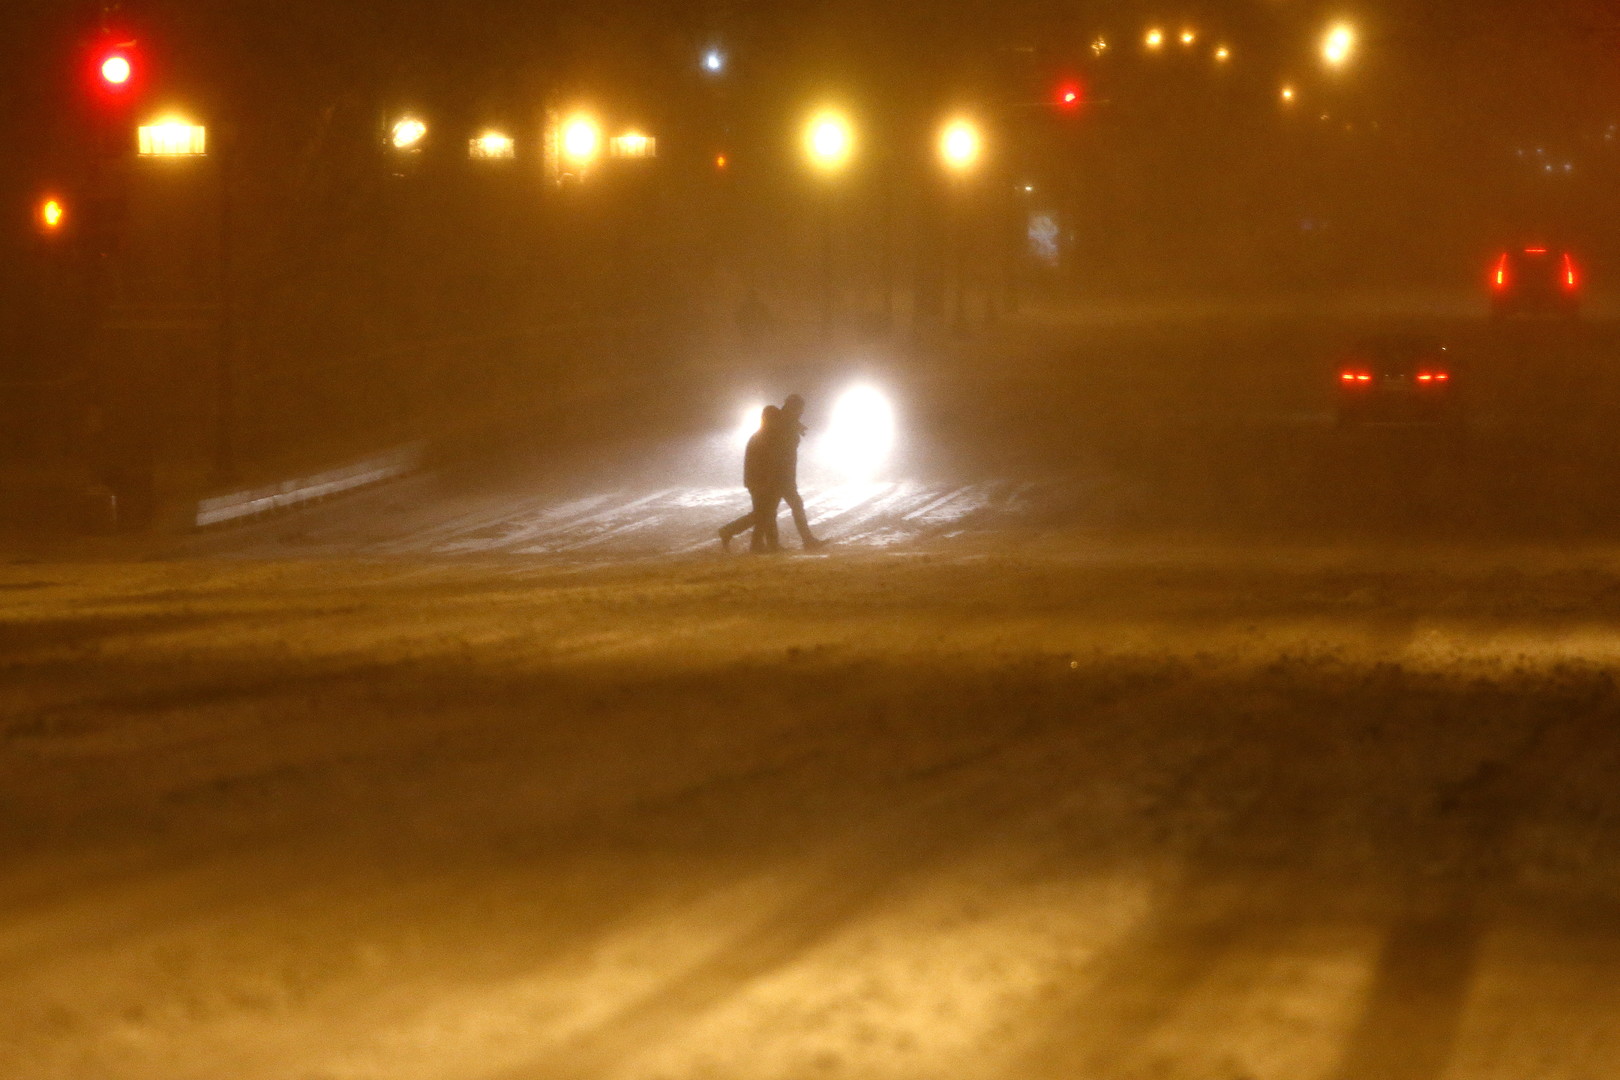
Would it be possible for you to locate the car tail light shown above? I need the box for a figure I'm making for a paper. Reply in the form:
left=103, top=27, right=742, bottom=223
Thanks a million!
left=1341, top=371, right=1372, bottom=383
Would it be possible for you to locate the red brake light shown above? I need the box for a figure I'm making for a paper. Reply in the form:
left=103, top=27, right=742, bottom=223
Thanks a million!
left=1417, top=373, right=1432, bottom=382
left=1436, top=372, right=1449, bottom=381
left=1524, top=247, right=1548, bottom=254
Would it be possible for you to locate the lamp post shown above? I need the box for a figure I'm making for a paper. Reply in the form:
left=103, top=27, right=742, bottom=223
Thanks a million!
left=804, top=110, right=853, bottom=338
left=1322, top=24, right=1355, bottom=68
left=939, top=118, right=984, bottom=333
left=136, top=115, right=233, bottom=483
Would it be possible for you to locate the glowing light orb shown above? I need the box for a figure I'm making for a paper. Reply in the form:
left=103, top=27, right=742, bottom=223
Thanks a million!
left=561, top=116, right=601, bottom=165
left=940, top=119, right=982, bottom=172
left=1323, top=24, right=1355, bottom=67
left=40, top=199, right=64, bottom=230
left=391, top=118, right=427, bottom=150
left=805, top=111, right=853, bottom=171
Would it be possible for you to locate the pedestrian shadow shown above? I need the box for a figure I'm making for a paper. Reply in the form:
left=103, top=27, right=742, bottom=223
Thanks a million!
left=1328, top=895, right=1483, bottom=1080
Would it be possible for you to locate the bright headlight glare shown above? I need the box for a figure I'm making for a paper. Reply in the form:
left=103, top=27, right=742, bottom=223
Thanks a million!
left=817, top=385, right=896, bottom=480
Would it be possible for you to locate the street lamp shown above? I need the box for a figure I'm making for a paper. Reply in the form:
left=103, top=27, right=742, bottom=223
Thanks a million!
left=804, top=110, right=854, bottom=172
left=702, top=48, right=725, bottom=74
left=609, top=131, right=656, bottom=159
left=939, top=119, right=982, bottom=173
left=1323, top=23, right=1355, bottom=67
left=1280, top=85, right=1297, bottom=104
left=560, top=115, right=601, bottom=168
left=1214, top=45, right=1231, bottom=62
left=137, top=117, right=207, bottom=157
left=1180, top=29, right=1197, bottom=46
left=1145, top=28, right=1164, bottom=50
left=939, top=118, right=984, bottom=333
left=803, top=109, right=853, bottom=337
left=37, top=197, right=66, bottom=233
left=390, top=117, right=427, bottom=151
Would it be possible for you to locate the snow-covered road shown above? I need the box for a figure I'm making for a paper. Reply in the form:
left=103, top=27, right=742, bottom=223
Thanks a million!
left=7, top=536, right=1620, bottom=1079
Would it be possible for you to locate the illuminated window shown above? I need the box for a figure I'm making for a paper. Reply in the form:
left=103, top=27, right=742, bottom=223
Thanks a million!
left=609, top=133, right=657, bottom=159
left=469, top=132, right=515, bottom=160
left=138, top=120, right=207, bottom=157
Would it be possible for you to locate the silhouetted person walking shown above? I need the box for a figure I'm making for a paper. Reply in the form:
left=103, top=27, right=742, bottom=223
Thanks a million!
left=718, top=406, right=784, bottom=552
left=777, top=394, right=825, bottom=548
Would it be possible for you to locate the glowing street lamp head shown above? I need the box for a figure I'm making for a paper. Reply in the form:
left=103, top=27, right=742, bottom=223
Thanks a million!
left=1180, top=29, right=1197, bottom=46
left=1214, top=45, right=1231, bottom=62
left=391, top=118, right=427, bottom=150
left=805, top=111, right=853, bottom=172
left=38, top=198, right=65, bottom=232
left=1145, top=28, right=1164, bottom=49
left=138, top=118, right=207, bottom=157
left=703, top=49, right=725, bottom=73
left=561, top=115, right=601, bottom=165
left=1280, top=84, right=1297, bottom=103
left=1323, top=23, right=1355, bottom=67
left=939, top=119, right=982, bottom=173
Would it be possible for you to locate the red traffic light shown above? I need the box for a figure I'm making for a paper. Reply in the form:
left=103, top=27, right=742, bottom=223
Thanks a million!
left=87, top=38, right=141, bottom=102
left=100, top=53, right=133, bottom=86
left=1055, top=81, right=1083, bottom=110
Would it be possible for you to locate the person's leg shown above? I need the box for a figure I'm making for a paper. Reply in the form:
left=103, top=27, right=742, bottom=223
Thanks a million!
left=748, top=489, right=772, bottom=552
left=719, top=508, right=755, bottom=543
left=784, top=487, right=820, bottom=545
left=759, top=494, right=782, bottom=552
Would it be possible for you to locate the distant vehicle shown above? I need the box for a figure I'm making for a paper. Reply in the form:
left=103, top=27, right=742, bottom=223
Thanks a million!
left=1335, top=335, right=1459, bottom=427
left=1489, top=246, right=1581, bottom=317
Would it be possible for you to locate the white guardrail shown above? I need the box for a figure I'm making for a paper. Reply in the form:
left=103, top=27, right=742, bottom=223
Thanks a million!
left=194, top=443, right=424, bottom=528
